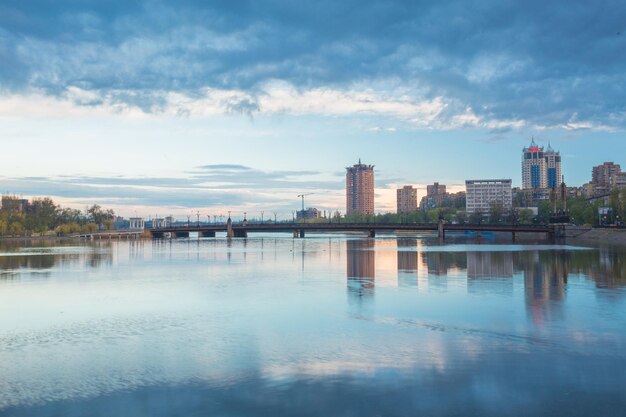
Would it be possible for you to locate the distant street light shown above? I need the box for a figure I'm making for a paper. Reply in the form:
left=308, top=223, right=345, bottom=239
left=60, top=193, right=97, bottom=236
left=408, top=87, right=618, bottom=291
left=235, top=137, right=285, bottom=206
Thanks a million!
left=273, top=212, right=278, bottom=223
left=261, top=211, right=264, bottom=224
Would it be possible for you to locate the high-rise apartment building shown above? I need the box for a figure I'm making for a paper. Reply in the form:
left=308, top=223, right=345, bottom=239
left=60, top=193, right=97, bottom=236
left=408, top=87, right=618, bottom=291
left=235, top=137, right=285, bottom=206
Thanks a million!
left=522, top=138, right=546, bottom=189
left=465, top=179, right=512, bottom=214
left=544, top=143, right=562, bottom=189
left=396, top=185, right=417, bottom=213
left=346, top=160, right=375, bottom=215
left=591, top=162, right=622, bottom=195
left=426, top=182, right=446, bottom=197
left=522, top=138, right=561, bottom=189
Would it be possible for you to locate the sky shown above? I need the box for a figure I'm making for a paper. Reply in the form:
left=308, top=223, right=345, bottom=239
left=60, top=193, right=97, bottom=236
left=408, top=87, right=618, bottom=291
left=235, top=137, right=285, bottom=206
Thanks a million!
left=1, top=0, right=626, bottom=218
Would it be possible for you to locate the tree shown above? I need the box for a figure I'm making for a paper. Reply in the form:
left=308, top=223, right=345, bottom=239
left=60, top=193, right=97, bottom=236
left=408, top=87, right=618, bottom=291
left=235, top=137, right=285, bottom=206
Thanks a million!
left=489, top=203, right=504, bottom=224
left=469, top=209, right=484, bottom=225
left=87, top=205, right=115, bottom=228
left=519, top=209, right=535, bottom=224
left=25, top=198, right=59, bottom=233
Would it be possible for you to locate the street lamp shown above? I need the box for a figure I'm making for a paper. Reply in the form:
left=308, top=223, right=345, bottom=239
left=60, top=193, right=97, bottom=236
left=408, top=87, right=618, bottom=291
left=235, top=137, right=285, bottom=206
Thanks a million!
left=261, top=211, right=264, bottom=224
left=273, top=212, right=278, bottom=223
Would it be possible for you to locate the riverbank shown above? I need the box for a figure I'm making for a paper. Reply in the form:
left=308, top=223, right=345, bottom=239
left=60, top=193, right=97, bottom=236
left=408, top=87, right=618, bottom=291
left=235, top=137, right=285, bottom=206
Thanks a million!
left=567, top=227, right=626, bottom=245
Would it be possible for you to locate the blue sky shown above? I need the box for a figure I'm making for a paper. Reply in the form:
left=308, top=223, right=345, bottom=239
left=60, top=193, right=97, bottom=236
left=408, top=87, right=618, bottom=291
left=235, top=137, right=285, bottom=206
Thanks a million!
left=1, top=0, right=625, bottom=217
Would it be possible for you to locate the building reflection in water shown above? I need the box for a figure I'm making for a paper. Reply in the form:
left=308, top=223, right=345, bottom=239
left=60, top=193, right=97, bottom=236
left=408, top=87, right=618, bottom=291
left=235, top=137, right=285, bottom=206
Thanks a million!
left=396, top=238, right=418, bottom=287
left=421, top=250, right=467, bottom=276
left=346, top=239, right=375, bottom=306
left=466, top=251, right=514, bottom=295
left=519, top=251, right=568, bottom=326
left=420, top=249, right=466, bottom=291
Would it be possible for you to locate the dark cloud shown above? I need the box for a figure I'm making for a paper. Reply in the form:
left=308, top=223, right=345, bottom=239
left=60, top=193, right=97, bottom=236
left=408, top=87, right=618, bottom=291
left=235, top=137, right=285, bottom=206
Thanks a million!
left=1, top=1, right=625, bottom=127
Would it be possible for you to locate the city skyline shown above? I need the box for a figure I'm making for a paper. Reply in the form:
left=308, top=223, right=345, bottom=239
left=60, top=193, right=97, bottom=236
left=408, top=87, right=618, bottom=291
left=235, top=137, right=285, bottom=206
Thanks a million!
left=1, top=1, right=625, bottom=216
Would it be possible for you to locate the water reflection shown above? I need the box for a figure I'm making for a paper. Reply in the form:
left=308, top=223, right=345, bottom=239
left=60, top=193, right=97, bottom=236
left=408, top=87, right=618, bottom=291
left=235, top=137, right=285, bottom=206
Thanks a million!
left=346, top=239, right=375, bottom=302
left=397, top=238, right=418, bottom=287
left=0, top=240, right=113, bottom=278
left=1, top=237, right=626, bottom=416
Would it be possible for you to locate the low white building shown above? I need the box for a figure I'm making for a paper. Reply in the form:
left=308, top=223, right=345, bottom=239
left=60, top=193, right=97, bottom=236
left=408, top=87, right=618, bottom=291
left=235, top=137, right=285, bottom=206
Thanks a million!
left=465, top=179, right=512, bottom=214
left=128, top=217, right=145, bottom=230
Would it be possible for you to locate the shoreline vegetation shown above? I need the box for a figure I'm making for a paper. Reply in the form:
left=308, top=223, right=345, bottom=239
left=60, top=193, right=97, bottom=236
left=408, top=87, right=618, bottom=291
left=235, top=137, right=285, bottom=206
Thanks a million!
left=0, top=195, right=116, bottom=239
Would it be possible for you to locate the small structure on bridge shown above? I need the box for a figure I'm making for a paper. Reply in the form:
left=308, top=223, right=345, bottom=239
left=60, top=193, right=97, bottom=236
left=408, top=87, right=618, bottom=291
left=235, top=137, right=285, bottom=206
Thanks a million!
left=129, top=217, right=145, bottom=230
left=152, top=217, right=169, bottom=228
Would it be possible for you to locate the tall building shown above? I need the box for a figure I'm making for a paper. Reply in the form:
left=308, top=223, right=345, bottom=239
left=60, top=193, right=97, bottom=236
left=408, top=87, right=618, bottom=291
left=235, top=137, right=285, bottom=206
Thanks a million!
left=591, top=162, right=622, bottom=195
left=522, top=138, right=562, bottom=189
left=346, top=160, right=375, bottom=215
left=465, top=179, right=512, bottom=214
left=522, top=138, right=547, bottom=189
left=396, top=185, right=417, bottom=213
left=544, top=142, right=562, bottom=189
left=419, top=182, right=449, bottom=209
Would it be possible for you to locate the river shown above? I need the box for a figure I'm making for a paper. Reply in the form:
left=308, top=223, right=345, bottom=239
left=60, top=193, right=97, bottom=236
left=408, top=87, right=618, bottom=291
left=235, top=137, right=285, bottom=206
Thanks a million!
left=1, top=234, right=625, bottom=416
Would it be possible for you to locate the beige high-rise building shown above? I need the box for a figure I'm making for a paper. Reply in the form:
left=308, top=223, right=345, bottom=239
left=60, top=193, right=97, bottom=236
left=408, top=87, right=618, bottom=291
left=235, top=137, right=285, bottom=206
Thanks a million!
left=396, top=185, right=417, bottom=213
left=346, top=160, right=375, bottom=215
left=592, top=162, right=622, bottom=194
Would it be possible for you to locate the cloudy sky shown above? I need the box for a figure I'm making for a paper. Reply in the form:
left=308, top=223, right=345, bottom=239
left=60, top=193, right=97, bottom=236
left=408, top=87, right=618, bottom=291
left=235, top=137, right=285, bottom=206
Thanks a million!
left=1, top=0, right=625, bottom=218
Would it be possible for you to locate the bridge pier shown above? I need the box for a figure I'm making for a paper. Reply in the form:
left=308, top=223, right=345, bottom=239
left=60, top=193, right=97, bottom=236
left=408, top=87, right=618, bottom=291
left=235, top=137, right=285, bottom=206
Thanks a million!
left=172, top=231, right=189, bottom=238
left=368, top=229, right=375, bottom=238
left=200, top=231, right=216, bottom=238
left=512, top=231, right=516, bottom=242
left=299, top=230, right=305, bottom=238
left=151, top=231, right=165, bottom=239
left=226, top=218, right=234, bottom=238
left=438, top=219, right=445, bottom=240
left=234, top=229, right=248, bottom=238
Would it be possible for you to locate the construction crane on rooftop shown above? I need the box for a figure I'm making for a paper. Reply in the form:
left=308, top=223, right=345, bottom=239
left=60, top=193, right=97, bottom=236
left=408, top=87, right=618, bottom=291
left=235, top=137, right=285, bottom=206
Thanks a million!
left=297, top=193, right=315, bottom=212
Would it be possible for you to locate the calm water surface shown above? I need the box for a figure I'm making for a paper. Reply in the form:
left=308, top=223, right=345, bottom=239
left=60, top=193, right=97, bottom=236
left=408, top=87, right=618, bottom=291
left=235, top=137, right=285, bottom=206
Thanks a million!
left=0, top=235, right=625, bottom=416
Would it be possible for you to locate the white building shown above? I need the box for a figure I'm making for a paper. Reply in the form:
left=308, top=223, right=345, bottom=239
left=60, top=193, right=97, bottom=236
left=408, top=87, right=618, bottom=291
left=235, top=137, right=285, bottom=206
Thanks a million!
left=465, top=179, right=512, bottom=214
left=128, top=217, right=145, bottom=230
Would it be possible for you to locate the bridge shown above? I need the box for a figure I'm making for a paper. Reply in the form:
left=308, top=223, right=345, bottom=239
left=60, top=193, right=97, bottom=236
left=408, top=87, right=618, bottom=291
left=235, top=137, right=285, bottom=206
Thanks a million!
left=148, top=220, right=560, bottom=240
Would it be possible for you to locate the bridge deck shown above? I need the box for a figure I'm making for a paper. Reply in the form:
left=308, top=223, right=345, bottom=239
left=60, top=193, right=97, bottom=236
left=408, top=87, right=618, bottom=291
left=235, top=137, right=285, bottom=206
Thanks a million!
left=149, top=223, right=552, bottom=234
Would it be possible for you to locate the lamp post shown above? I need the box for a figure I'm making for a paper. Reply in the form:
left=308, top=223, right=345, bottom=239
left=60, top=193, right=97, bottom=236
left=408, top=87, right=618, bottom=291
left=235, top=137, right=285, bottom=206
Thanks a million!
left=261, top=211, right=264, bottom=224
left=292, top=210, right=296, bottom=223
left=196, top=211, right=200, bottom=226
left=273, top=212, right=277, bottom=224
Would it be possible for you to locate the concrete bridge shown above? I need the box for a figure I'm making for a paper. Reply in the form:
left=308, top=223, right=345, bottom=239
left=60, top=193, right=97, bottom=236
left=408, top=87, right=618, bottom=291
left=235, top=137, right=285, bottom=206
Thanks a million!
left=149, top=220, right=561, bottom=240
